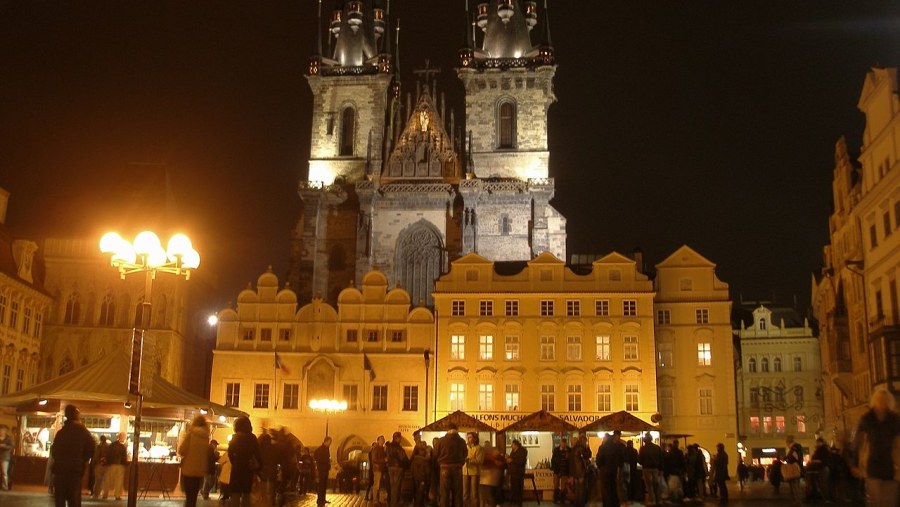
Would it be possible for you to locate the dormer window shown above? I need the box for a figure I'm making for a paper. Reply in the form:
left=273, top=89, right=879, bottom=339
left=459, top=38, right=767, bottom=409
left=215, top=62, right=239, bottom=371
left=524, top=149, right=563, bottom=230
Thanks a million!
left=340, top=106, right=356, bottom=156
left=498, top=100, right=516, bottom=149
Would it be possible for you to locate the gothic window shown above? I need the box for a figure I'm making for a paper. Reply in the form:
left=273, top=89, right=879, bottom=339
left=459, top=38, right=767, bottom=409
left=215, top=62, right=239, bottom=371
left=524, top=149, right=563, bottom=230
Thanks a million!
left=99, top=294, right=116, bottom=326
left=498, top=100, right=516, bottom=149
left=340, top=107, right=355, bottom=156
left=761, top=357, right=769, bottom=372
left=64, top=293, right=81, bottom=325
left=395, top=221, right=443, bottom=307
left=329, top=244, right=347, bottom=272
left=58, top=355, right=74, bottom=376
left=499, top=214, right=512, bottom=236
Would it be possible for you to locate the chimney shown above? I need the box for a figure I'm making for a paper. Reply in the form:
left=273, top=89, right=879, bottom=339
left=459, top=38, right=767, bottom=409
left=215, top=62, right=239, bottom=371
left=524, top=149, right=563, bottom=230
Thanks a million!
left=0, top=187, right=9, bottom=225
left=632, top=247, right=644, bottom=274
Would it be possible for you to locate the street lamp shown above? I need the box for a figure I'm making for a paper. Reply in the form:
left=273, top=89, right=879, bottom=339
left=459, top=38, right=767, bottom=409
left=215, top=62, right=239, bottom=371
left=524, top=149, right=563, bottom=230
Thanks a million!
left=309, top=398, right=347, bottom=437
left=100, top=230, right=199, bottom=507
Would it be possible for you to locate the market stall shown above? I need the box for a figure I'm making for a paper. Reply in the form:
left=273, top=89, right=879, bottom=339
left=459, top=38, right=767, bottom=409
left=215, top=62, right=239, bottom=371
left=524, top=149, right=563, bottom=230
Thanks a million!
left=580, top=411, right=659, bottom=450
left=419, top=410, right=498, bottom=446
left=498, top=410, right=579, bottom=501
left=0, top=350, right=246, bottom=490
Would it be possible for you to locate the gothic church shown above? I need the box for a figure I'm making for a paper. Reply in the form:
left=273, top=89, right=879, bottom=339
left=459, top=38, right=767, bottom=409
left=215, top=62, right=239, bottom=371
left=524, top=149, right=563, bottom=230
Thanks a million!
left=288, top=1, right=566, bottom=306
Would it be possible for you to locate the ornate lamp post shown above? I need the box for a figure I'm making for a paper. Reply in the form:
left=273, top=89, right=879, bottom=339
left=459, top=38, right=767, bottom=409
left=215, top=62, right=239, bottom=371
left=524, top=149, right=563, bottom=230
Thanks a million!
left=309, top=398, right=347, bottom=437
left=99, top=231, right=199, bottom=507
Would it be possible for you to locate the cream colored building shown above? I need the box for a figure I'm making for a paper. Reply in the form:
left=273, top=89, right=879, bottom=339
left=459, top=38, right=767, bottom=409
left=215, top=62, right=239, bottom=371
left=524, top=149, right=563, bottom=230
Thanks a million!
left=735, top=306, right=824, bottom=463
left=0, top=189, right=53, bottom=426
left=432, top=251, right=659, bottom=431
left=210, top=269, right=434, bottom=456
left=654, top=246, right=737, bottom=469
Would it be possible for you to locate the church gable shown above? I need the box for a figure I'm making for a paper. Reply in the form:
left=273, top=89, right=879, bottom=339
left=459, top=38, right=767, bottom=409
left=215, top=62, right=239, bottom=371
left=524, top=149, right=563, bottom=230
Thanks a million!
left=385, top=88, right=459, bottom=181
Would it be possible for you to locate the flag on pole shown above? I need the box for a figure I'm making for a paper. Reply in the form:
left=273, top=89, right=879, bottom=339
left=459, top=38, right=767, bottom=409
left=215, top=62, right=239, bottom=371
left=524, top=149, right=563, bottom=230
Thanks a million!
left=363, top=353, right=375, bottom=381
left=275, top=352, right=291, bottom=375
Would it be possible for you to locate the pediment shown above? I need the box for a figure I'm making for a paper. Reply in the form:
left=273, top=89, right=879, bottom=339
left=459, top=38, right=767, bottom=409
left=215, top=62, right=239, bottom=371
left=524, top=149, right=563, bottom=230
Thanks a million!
left=527, top=251, right=564, bottom=265
left=385, top=88, right=458, bottom=180
left=655, top=245, right=716, bottom=269
left=593, top=252, right=634, bottom=265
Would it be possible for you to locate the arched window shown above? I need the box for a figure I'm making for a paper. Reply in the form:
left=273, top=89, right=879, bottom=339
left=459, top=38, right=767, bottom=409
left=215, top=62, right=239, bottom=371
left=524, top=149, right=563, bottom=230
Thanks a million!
left=339, top=107, right=355, bottom=156
left=99, top=294, right=116, bottom=326
left=759, top=318, right=767, bottom=330
left=498, top=101, right=516, bottom=149
left=774, top=357, right=782, bottom=372
left=58, top=356, right=73, bottom=376
left=396, top=220, right=443, bottom=307
left=761, top=357, right=769, bottom=372
left=64, top=293, right=80, bottom=325
left=748, top=358, right=757, bottom=373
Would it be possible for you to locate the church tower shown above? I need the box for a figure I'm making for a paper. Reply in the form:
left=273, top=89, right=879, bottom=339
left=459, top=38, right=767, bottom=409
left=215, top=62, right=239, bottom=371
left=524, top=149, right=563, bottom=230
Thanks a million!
left=457, top=0, right=566, bottom=259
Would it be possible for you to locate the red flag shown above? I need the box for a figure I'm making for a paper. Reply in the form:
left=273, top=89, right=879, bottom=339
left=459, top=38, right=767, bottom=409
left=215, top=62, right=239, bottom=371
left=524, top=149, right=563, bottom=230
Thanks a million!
left=275, top=352, right=290, bottom=375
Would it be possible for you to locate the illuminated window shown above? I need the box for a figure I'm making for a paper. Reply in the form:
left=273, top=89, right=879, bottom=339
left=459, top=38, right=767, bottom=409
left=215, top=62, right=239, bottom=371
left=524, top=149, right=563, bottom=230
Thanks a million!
left=624, top=336, right=639, bottom=361
left=750, top=416, right=760, bottom=433
left=283, top=384, right=299, bottom=409
left=403, top=386, right=419, bottom=411
left=253, top=383, right=270, bottom=409
left=567, top=336, right=582, bottom=361
left=498, top=100, right=516, bottom=149
left=225, top=382, right=241, bottom=407
left=480, top=300, right=493, bottom=316
left=450, top=383, right=465, bottom=411
left=340, top=107, right=355, bottom=156
left=796, top=415, right=806, bottom=433
left=596, top=335, right=611, bottom=361
left=540, top=336, right=555, bottom=360
left=541, top=300, right=554, bottom=316
left=450, top=335, right=466, bottom=360
left=774, top=356, right=782, bottom=372
left=763, top=416, right=772, bottom=433
left=452, top=300, right=466, bottom=316
left=505, top=336, right=520, bottom=360
left=695, top=308, right=709, bottom=324
left=372, top=385, right=388, bottom=411
left=623, top=300, right=636, bottom=316
left=595, top=299, right=609, bottom=316
left=775, top=415, right=786, bottom=433
left=505, top=384, right=520, bottom=411
left=659, top=387, right=674, bottom=416
left=658, top=341, right=673, bottom=368
left=625, top=384, right=639, bottom=411
left=23, top=306, right=32, bottom=334
left=567, top=300, right=581, bottom=317
left=342, top=385, right=359, bottom=410
left=479, top=335, right=494, bottom=360
left=697, top=343, right=712, bottom=366
left=567, top=384, right=582, bottom=411
left=657, top=309, right=671, bottom=325
left=505, top=300, right=519, bottom=316
left=541, top=384, right=555, bottom=411
left=699, top=388, right=713, bottom=415
left=478, top=383, right=494, bottom=410
left=597, top=384, right=611, bottom=412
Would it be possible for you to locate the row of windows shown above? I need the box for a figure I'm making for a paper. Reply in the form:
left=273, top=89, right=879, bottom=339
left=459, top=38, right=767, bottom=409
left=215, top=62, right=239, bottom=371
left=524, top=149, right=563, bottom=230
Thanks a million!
left=448, top=382, right=644, bottom=413
left=450, top=299, right=639, bottom=317
left=746, top=356, right=803, bottom=373
left=241, top=328, right=293, bottom=342
left=62, top=292, right=158, bottom=329
left=238, top=328, right=410, bottom=344
left=225, top=382, right=420, bottom=412
left=748, top=386, right=805, bottom=407
left=867, top=197, right=900, bottom=250
left=0, top=293, right=43, bottom=338
left=656, top=308, right=710, bottom=325
left=748, top=415, right=807, bottom=434
left=0, top=361, right=37, bottom=396
left=658, top=387, right=716, bottom=417
left=656, top=342, right=714, bottom=368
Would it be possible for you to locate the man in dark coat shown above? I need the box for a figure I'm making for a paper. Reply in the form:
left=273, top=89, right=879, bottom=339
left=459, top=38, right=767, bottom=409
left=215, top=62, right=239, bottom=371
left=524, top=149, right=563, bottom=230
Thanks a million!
left=314, top=436, right=333, bottom=507
left=550, top=438, right=570, bottom=504
left=411, top=431, right=433, bottom=507
left=713, top=443, right=729, bottom=503
left=50, top=404, right=95, bottom=507
left=386, top=431, right=408, bottom=507
left=434, top=423, right=467, bottom=507
left=638, top=434, right=663, bottom=506
left=506, top=440, right=528, bottom=507
left=595, top=434, right=624, bottom=507
left=663, top=440, right=686, bottom=502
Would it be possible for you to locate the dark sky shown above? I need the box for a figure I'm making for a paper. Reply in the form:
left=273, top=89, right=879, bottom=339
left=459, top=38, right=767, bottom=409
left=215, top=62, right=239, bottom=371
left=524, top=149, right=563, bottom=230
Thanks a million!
left=1, top=1, right=898, bottom=310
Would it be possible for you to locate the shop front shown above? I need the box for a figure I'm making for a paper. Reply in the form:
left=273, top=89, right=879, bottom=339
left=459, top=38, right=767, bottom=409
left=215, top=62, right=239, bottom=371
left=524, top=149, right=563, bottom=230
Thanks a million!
left=498, top=410, right=579, bottom=501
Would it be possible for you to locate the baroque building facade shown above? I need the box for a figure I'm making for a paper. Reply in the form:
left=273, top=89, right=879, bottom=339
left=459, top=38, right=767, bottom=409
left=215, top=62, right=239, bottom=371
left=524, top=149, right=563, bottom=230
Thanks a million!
left=0, top=189, right=53, bottom=427
left=288, top=0, right=566, bottom=307
left=209, top=269, right=434, bottom=456
left=734, top=305, right=824, bottom=463
left=813, top=67, right=900, bottom=443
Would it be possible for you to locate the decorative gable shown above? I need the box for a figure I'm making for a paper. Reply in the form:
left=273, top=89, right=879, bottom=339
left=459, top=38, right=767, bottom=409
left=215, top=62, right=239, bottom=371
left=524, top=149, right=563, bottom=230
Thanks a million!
left=385, top=88, right=459, bottom=180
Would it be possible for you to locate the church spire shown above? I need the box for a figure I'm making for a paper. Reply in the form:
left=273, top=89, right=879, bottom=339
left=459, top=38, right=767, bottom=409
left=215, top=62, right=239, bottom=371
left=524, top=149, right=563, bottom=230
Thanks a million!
left=541, top=0, right=552, bottom=47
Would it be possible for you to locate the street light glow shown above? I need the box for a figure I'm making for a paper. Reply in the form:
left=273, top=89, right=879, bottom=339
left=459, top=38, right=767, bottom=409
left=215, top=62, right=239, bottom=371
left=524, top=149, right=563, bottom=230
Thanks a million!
left=309, top=399, right=348, bottom=411
left=208, top=314, right=219, bottom=326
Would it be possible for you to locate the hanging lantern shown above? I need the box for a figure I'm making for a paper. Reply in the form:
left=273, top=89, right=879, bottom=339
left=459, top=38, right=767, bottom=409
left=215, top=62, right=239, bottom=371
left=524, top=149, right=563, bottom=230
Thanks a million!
left=330, top=10, right=342, bottom=37
left=477, top=3, right=489, bottom=31
left=373, top=8, right=385, bottom=37
left=347, top=1, right=364, bottom=32
left=525, top=1, right=537, bottom=30
left=498, top=0, right=515, bottom=24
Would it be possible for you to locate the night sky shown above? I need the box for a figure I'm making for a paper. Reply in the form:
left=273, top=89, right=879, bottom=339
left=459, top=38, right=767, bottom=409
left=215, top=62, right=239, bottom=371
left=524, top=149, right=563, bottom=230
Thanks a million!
left=1, top=1, right=898, bottom=310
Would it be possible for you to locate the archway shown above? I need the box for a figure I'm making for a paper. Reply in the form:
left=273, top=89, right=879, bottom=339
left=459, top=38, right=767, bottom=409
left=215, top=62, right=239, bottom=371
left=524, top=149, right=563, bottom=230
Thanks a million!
left=395, top=220, right=443, bottom=307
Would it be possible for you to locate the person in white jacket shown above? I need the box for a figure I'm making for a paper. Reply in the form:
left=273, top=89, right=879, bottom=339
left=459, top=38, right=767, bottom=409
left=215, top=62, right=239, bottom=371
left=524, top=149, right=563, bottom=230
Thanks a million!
left=218, top=449, right=232, bottom=504
left=178, top=415, right=211, bottom=507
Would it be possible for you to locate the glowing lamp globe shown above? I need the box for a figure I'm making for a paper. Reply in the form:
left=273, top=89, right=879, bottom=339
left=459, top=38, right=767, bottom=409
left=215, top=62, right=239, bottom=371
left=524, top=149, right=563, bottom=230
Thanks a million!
left=166, top=234, right=193, bottom=261
left=133, top=231, right=162, bottom=256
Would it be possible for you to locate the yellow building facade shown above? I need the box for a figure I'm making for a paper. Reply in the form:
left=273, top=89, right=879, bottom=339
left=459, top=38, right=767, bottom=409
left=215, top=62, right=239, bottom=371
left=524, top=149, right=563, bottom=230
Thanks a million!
left=210, top=269, right=434, bottom=456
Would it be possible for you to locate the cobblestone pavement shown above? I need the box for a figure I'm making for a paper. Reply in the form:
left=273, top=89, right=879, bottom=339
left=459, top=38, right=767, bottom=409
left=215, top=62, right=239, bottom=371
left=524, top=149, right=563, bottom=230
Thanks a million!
left=0, top=481, right=856, bottom=507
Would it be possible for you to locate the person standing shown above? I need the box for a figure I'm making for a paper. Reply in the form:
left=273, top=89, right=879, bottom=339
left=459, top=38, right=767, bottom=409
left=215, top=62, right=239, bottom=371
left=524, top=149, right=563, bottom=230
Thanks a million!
left=435, top=423, right=467, bottom=507
left=463, top=432, right=483, bottom=507
left=568, top=436, right=592, bottom=507
left=479, top=440, right=504, bottom=507
left=90, top=435, right=108, bottom=499
left=506, top=440, right=527, bottom=507
left=50, top=404, right=95, bottom=507
left=550, top=437, right=570, bottom=504
left=371, top=435, right=388, bottom=505
left=596, top=434, right=623, bottom=507
left=257, top=432, right=278, bottom=505
left=178, top=415, right=211, bottom=507
left=227, top=416, right=261, bottom=507
left=101, top=432, right=128, bottom=500
left=784, top=435, right=804, bottom=500
left=624, top=440, right=640, bottom=502
left=638, top=434, right=663, bottom=507
left=314, top=436, right=333, bottom=507
left=202, top=439, right=220, bottom=500
left=0, top=424, right=16, bottom=490
left=411, top=431, right=433, bottom=507
left=662, top=439, right=686, bottom=502
left=386, top=432, right=408, bottom=507
left=768, top=457, right=783, bottom=495
left=853, top=388, right=900, bottom=507
left=713, top=443, right=729, bottom=504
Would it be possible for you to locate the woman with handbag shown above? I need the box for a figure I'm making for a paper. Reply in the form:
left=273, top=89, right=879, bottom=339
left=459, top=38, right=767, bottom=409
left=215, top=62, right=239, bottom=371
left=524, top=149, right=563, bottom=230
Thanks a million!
left=227, top=416, right=261, bottom=507
left=178, top=415, right=211, bottom=507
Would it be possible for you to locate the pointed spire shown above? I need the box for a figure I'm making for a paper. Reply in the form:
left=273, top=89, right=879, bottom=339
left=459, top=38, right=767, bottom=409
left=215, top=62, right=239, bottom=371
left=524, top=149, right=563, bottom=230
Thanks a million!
left=463, top=0, right=473, bottom=49
left=394, top=17, right=401, bottom=76
left=542, top=0, right=553, bottom=47
left=315, top=0, right=323, bottom=56
left=383, top=0, right=392, bottom=55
